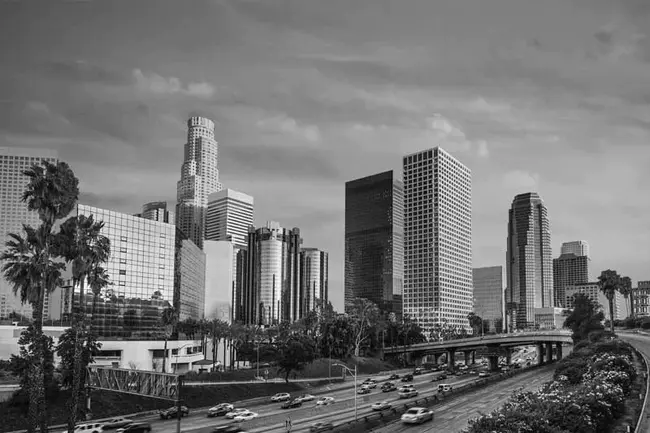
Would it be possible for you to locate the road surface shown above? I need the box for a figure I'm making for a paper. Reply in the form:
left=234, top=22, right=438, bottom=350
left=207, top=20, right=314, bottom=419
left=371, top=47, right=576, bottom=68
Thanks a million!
left=617, top=332, right=650, bottom=432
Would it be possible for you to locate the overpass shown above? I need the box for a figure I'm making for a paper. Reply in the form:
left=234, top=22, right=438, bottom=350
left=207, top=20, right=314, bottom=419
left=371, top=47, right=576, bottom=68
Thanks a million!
left=383, top=330, right=573, bottom=372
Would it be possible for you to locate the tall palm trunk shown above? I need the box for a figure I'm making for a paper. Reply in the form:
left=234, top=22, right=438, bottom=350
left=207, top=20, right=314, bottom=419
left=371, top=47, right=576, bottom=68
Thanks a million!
left=630, top=292, right=635, bottom=318
left=68, top=278, right=86, bottom=433
left=36, top=234, right=51, bottom=433
left=26, top=287, right=46, bottom=433
left=609, top=297, right=615, bottom=332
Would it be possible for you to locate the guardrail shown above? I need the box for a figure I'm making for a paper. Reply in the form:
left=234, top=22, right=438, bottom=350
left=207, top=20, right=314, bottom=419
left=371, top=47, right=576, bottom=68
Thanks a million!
left=634, top=346, right=650, bottom=433
left=328, top=363, right=554, bottom=432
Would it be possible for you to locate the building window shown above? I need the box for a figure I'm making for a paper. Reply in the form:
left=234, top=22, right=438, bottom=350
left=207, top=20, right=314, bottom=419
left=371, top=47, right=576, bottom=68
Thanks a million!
left=120, top=236, right=128, bottom=242
left=119, top=259, right=127, bottom=264
left=119, top=270, right=126, bottom=275
left=120, top=248, right=127, bottom=253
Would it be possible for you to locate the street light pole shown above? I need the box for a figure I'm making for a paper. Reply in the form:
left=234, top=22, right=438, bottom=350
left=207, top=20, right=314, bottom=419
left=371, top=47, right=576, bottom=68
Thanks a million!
left=334, top=363, right=357, bottom=421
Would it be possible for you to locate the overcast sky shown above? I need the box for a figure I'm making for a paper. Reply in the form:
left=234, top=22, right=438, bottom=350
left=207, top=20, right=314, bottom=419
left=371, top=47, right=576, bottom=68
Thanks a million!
left=1, top=0, right=649, bottom=311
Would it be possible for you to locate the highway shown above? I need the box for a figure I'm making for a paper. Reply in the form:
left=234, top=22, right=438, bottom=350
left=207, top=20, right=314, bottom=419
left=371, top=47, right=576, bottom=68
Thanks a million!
left=617, top=331, right=650, bottom=432
left=371, top=364, right=555, bottom=432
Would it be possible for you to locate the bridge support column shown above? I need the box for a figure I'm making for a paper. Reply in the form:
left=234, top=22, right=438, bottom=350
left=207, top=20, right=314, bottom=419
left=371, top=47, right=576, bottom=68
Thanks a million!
left=487, top=345, right=500, bottom=372
left=537, top=343, right=545, bottom=365
left=505, top=348, right=512, bottom=365
left=556, top=343, right=563, bottom=361
left=446, top=349, right=456, bottom=372
left=464, top=351, right=472, bottom=366
left=471, top=350, right=476, bottom=365
left=434, top=353, right=443, bottom=365
left=546, top=343, right=553, bottom=363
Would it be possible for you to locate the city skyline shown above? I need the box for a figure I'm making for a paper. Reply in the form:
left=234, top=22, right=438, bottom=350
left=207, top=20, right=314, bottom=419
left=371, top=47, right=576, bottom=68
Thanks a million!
left=2, top=0, right=650, bottom=312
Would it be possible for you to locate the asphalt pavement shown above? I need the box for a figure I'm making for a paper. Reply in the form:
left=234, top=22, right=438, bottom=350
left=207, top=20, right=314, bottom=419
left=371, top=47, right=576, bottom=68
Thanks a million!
left=617, top=331, right=650, bottom=433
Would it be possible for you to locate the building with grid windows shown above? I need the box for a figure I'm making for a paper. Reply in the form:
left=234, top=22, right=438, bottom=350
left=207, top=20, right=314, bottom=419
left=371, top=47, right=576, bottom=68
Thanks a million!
left=344, top=171, right=403, bottom=316
left=633, top=281, right=650, bottom=317
left=565, top=282, right=626, bottom=320
left=235, top=222, right=302, bottom=325
left=560, top=240, right=590, bottom=258
left=176, top=116, right=222, bottom=250
left=300, top=248, right=329, bottom=312
left=402, top=147, right=472, bottom=335
left=472, top=266, right=504, bottom=333
left=136, top=201, right=174, bottom=224
left=174, top=227, right=206, bottom=321
left=206, top=189, right=254, bottom=248
left=506, top=192, right=553, bottom=331
left=0, top=147, right=58, bottom=320
left=553, top=252, right=589, bottom=308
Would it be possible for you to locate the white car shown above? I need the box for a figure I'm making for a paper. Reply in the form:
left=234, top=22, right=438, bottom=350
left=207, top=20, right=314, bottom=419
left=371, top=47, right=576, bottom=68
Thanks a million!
left=401, top=407, right=434, bottom=424
left=316, top=396, right=335, bottom=405
left=225, top=408, right=248, bottom=419
left=75, top=424, right=104, bottom=433
left=233, top=411, right=258, bottom=422
left=371, top=401, right=392, bottom=411
left=398, top=385, right=415, bottom=393
left=271, top=392, right=291, bottom=402
left=297, top=394, right=315, bottom=402
left=398, top=388, right=418, bottom=399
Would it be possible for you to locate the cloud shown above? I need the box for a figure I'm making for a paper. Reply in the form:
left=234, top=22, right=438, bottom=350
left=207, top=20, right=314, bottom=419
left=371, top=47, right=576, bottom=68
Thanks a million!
left=426, top=114, right=490, bottom=158
left=41, top=60, right=129, bottom=85
left=132, top=69, right=216, bottom=98
left=256, top=114, right=322, bottom=143
left=502, top=170, right=540, bottom=190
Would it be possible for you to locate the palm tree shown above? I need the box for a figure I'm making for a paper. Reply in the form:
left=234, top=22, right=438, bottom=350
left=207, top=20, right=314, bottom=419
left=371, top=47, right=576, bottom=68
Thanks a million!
left=598, top=269, right=621, bottom=332
left=160, top=307, right=178, bottom=373
left=620, top=276, right=633, bottom=318
left=209, top=319, right=228, bottom=372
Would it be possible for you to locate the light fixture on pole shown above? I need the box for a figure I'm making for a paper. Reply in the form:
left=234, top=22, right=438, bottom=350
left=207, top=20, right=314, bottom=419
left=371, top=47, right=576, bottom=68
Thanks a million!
left=333, top=363, right=357, bottom=420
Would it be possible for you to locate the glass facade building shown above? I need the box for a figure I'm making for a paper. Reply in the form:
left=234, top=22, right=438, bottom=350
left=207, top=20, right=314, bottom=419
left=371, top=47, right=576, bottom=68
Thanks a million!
left=136, top=201, right=174, bottom=224
left=403, top=148, right=472, bottom=335
left=0, top=147, right=58, bottom=320
left=176, top=116, right=222, bottom=249
left=552, top=253, right=589, bottom=308
left=300, top=248, right=329, bottom=312
left=506, top=192, right=553, bottom=330
left=472, top=266, right=504, bottom=332
left=174, top=227, right=206, bottom=321
left=344, top=171, right=404, bottom=316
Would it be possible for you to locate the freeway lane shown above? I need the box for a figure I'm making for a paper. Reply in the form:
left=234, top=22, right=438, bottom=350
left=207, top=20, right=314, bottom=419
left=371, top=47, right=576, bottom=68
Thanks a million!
left=372, top=364, right=556, bottom=432
left=617, top=332, right=650, bottom=432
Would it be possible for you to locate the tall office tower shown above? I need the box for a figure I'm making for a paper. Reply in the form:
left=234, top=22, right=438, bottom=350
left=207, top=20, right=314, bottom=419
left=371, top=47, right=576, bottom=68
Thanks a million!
left=402, top=148, right=472, bottom=335
left=506, top=192, right=553, bottom=331
left=205, top=189, right=254, bottom=248
left=235, top=222, right=302, bottom=325
left=300, top=248, right=329, bottom=313
left=472, top=266, right=504, bottom=333
left=552, top=252, right=589, bottom=307
left=176, top=116, right=222, bottom=250
left=136, top=201, right=174, bottom=224
left=0, top=147, right=58, bottom=320
left=560, top=240, right=589, bottom=258
left=344, top=171, right=404, bottom=316
left=174, top=227, right=207, bottom=321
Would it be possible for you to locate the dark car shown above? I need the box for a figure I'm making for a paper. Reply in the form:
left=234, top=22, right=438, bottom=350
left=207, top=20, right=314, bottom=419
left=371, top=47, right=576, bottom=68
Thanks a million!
left=115, top=423, right=151, bottom=433
left=212, top=425, right=248, bottom=433
left=388, top=374, right=400, bottom=380
left=159, top=405, right=189, bottom=419
left=413, top=367, right=423, bottom=375
left=281, top=399, right=303, bottom=409
left=310, top=422, right=334, bottom=432
left=401, top=374, right=413, bottom=382
left=381, top=382, right=396, bottom=392
left=432, top=374, right=447, bottom=382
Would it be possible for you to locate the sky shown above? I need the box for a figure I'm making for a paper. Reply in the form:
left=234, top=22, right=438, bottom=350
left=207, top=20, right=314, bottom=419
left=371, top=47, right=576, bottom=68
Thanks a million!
left=1, top=0, right=649, bottom=312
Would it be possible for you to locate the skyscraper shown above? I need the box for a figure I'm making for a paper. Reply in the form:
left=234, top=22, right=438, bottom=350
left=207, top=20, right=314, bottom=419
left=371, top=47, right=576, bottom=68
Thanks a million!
left=344, top=171, right=404, bottom=315
left=176, top=116, right=222, bottom=249
left=205, top=189, right=254, bottom=248
left=560, top=240, right=589, bottom=258
left=300, top=248, right=329, bottom=312
left=0, top=147, right=58, bottom=320
left=402, top=147, right=472, bottom=335
left=235, top=222, right=302, bottom=325
left=506, top=192, right=553, bottom=330
left=472, top=266, right=504, bottom=333
left=136, top=201, right=174, bottom=224
left=552, top=253, right=589, bottom=307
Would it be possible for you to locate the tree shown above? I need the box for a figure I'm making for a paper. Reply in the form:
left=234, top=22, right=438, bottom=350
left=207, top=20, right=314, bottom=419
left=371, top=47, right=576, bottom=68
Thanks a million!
left=598, top=270, right=621, bottom=333
left=208, top=319, right=228, bottom=371
left=563, top=293, right=605, bottom=343
left=348, top=298, right=380, bottom=357
left=276, top=334, right=316, bottom=382
left=467, top=313, right=483, bottom=336
left=1, top=161, right=78, bottom=433
left=56, top=326, right=101, bottom=389
left=160, top=307, right=178, bottom=373
left=619, top=276, right=633, bottom=318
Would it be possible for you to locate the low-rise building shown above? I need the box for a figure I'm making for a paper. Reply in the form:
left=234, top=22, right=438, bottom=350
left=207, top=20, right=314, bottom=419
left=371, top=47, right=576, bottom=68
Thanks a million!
left=534, top=307, right=565, bottom=329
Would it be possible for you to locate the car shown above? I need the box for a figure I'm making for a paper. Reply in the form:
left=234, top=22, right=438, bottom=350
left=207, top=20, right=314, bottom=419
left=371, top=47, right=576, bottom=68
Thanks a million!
left=413, top=367, right=423, bottom=375
left=398, top=384, right=415, bottom=392
left=381, top=382, right=396, bottom=392
left=159, top=406, right=189, bottom=420
left=309, top=422, right=334, bottom=432
left=433, top=374, right=447, bottom=381
left=281, top=399, right=303, bottom=409
left=297, top=394, right=315, bottom=402
left=431, top=365, right=441, bottom=372
left=401, top=407, right=434, bottom=424
left=437, top=384, right=453, bottom=392
left=103, top=418, right=133, bottom=430
left=316, top=396, right=335, bottom=405
left=208, top=403, right=235, bottom=417
left=398, top=388, right=418, bottom=399
left=362, top=379, right=377, bottom=388
left=388, top=373, right=400, bottom=380
left=212, top=425, right=248, bottom=433
left=115, top=423, right=151, bottom=433
left=478, top=372, right=490, bottom=378
left=401, top=374, right=413, bottom=382
left=271, top=393, right=291, bottom=402
left=75, top=423, right=104, bottom=433
left=357, top=386, right=371, bottom=395
left=371, top=400, right=392, bottom=411
left=225, top=408, right=249, bottom=419
left=233, top=411, right=258, bottom=422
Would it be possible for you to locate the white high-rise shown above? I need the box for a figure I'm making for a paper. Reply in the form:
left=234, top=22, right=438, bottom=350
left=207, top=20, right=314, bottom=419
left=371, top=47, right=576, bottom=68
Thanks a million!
left=560, top=241, right=589, bottom=258
left=402, top=147, right=472, bottom=336
left=0, top=147, right=58, bottom=320
left=176, top=116, right=222, bottom=250
left=205, top=189, right=254, bottom=248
